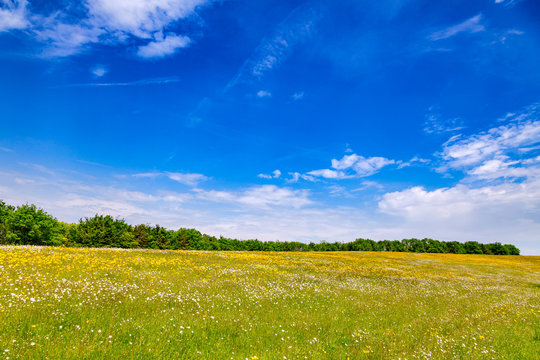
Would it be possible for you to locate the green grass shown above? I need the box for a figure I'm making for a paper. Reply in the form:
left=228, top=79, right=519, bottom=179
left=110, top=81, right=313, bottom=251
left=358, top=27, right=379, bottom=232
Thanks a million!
left=0, top=246, right=538, bottom=359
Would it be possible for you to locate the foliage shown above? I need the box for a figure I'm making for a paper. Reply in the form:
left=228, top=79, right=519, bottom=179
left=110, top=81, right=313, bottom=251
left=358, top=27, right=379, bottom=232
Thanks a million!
left=0, top=199, right=521, bottom=254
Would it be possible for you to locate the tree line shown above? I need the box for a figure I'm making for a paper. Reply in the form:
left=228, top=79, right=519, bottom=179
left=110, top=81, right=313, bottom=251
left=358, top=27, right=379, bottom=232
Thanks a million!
left=0, top=200, right=520, bottom=255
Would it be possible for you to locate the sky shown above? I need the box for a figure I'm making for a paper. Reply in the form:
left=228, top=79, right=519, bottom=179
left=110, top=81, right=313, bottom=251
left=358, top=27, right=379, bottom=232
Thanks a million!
left=1, top=0, right=540, bottom=254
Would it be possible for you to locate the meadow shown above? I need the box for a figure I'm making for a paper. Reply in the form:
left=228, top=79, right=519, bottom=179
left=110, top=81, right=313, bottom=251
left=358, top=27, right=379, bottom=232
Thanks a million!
left=0, top=246, right=538, bottom=359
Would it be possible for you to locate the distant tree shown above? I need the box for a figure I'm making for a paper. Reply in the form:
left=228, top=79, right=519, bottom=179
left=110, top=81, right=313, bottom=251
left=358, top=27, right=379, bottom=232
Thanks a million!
left=485, top=242, right=509, bottom=255
left=464, top=241, right=483, bottom=254
left=503, top=244, right=520, bottom=255
left=402, top=239, right=425, bottom=253
left=423, top=238, right=445, bottom=253
left=0, top=199, right=523, bottom=255
left=446, top=241, right=466, bottom=254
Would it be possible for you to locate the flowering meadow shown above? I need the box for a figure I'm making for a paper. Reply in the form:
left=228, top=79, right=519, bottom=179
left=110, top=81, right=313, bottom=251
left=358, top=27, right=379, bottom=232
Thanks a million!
left=0, top=246, right=538, bottom=359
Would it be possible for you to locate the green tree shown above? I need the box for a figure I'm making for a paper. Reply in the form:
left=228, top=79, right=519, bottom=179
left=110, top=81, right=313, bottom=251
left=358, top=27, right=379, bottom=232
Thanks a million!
left=10, top=204, right=62, bottom=246
left=0, top=200, right=15, bottom=244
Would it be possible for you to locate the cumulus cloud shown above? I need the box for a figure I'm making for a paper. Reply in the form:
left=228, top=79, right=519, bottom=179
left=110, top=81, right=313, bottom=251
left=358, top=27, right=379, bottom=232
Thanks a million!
left=5, top=0, right=209, bottom=58
left=439, top=103, right=540, bottom=179
left=430, top=14, right=485, bottom=41
left=377, top=102, right=540, bottom=254
left=378, top=180, right=540, bottom=254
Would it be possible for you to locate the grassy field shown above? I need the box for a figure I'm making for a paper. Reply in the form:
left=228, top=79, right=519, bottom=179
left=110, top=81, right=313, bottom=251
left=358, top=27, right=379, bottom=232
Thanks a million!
left=0, top=246, right=538, bottom=359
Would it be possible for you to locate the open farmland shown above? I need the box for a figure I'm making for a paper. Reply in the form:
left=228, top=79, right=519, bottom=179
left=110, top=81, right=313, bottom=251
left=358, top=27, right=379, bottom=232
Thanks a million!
left=0, top=246, right=538, bottom=359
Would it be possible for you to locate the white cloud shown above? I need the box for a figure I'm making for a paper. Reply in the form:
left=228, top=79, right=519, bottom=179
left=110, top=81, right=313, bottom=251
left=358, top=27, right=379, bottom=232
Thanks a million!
left=86, top=0, right=204, bottom=37
left=1, top=155, right=538, bottom=253
left=0, top=0, right=28, bottom=32
left=352, top=180, right=384, bottom=192
left=286, top=172, right=316, bottom=183
left=258, top=169, right=281, bottom=179
left=133, top=171, right=208, bottom=186
left=397, top=156, right=431, bottom=169
left=137, top=34, right=190, bottom=58
left=296, top=153, right=395, bottom=182
left=34, top=22, right=104, bottom=57
left=430, top=14, right=485, bottom=41
left=14, top=177, right=34, bottom=185
left=194, top=185, right=312, bottom=209
left=256, top=90, right=272, bottom=98
left=330, top=154, right=394, bottom=177
left=497, top=29, right=524, bottom=44
left=227, top=5, right=320, bottom=88
left=423, top=108, right=465, bottom=134
left=328, top=185, right=354, bottom=198
left=440, top=105, right=540, bottom=176
left=91, top=65, right=107, bottom=77
left=378, top=180, right=540, bottom=254
left=377, top=102, right=540, bottom=254
left=291, top=92, right=304, bottom=101
left=6, top=0, right=209, bottom=58
left=0, top=146, right=14, bottom=152
left=237, top=185, right=312, bottom=209
left=65, top=77, right=180, bottom=87
left=166, top=172, right=208, bottom=186
left=307, top=168, right=349, bottom=179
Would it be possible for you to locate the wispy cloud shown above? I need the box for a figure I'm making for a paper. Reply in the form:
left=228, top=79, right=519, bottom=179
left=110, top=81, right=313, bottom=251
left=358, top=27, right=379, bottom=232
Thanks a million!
left=226, top=4, right=321, bottom=89
left=137, top=34, right=191, bottom=59
left=397, top=156, right=431, bottom=169
left=236, top=185, right=312, bottom=209
left=256, top=90, right=272, bottom=98
left=0, top=0, right=28, bottom=32
left=429, top=14, right=485, bottom=41
left=63, top=77, right=180, bottom=87
left=287, top=172, right=316, bottom=183
left=258, top=170, right=281, bottom=179
left=292, top=153, right=395, bottom=182
left=133, top=171, right=208, bottom=186
left=0, top=146, right=14, bottom=153
left=291, top=92, right=305, bottom=101
left=91, top=65, right=107, bottom=78
left=439, top=103, right=540, bottom=176
left=423, top=107, right=465, bottom=134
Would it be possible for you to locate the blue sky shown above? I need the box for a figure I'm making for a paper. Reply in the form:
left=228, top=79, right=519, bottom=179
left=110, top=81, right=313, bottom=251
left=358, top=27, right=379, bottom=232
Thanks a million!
left=1, top=0, right=540, bottom=254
